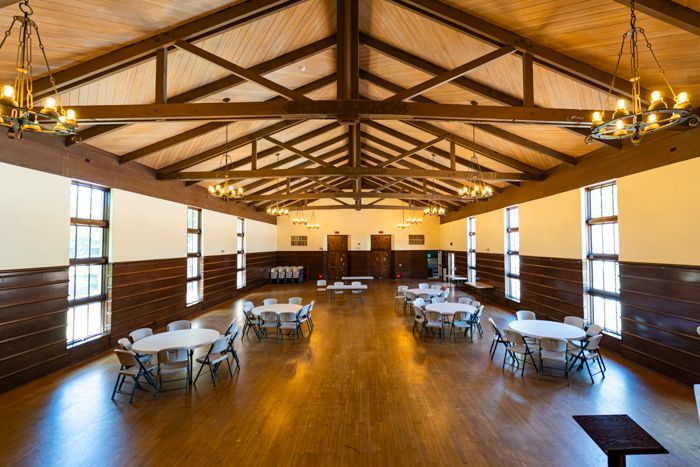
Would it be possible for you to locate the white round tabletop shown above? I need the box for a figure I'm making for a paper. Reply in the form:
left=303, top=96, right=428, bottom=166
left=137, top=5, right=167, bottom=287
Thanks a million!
left=131, top=328, right=220, bottom=354
left=252, top=303, right=302, bottom=316
left=508, top=320, right=586, bottom=341
left=425, top=302, right=476, bottom=316
left=406, top=288, right=443, bottom=296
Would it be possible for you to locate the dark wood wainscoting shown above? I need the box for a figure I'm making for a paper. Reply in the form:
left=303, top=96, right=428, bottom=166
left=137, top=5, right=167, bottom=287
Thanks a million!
left=0, top=266, right=70, bottom=392
left=393, top=250, right=428, bottom=279
left=277, top=251, right=325, bottom=280
left=349, top=251, right=370, bottom=276
left=619, top=262, right=700, bottom=385
left=455, top=251, right=468, bottom=276
left=246, top=252, right=277, bottom=289
left=475, top=252, right=505, bottom=299
left=109, top=258, right=187, bottom=341
left=519, top=256, right=584, bottom=322
left=203, top=254, right=237, bottom=309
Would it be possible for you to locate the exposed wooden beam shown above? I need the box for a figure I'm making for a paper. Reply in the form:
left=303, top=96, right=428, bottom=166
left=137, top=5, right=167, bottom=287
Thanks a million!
left=244, top=191, right=466, bottom=202
left=174, top=40, right=311, bottom=101
left=376, top=135, right=446, bottom=168
left=388, top=0, right=650, bottom=99
left=33, top=0, right=303, bottom=98
left=522, top=52, right=533, bottom=107
left=263, top=136, right=333, bottom=167
left=161, top=166, right=543, bottom=181
left=361, top=67, right=580, bottom=164
left=72, top=36, right=335, bottom=144
left=251, top=139, right=257, bottom=170
left=155, top=48, right=168, bottom=104
left=285, top=203, right=426, bottom=211
left=71, top=101, right=595, bottom=125
left=349, top=124, right=361, bottom=167
left=449, top=138, right=456, bottom=170
left=384, top=46, right=515, bottom=102
left=613, top=0, right=700, bottom=37
left=337, top=0, right=359, bottom=100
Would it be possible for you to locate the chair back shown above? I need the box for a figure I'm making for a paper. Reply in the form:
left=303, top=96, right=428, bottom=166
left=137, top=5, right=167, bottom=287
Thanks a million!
left=210, top=336, right=229, bottom=354
left=585, top=334, right=603, bottom=351
left=117, top=338, right=132, bottom=350
left=279, top=311, right=298, bottom=323
left=292, top=267, right=301, bottom=279
left=270, top=268, right=278, bottom=279
left=298, top=304, right=310, bottom=319
left=288, top=297, right=303, bottom=305
left=115, top=349, right=139, bottom=367
left=425, top=311, right=443, bottom=323
left=225, top=320, right=239, bottom=339
left=418, top=283, right=429, bottom=289
left=405, top=291, right=416, bottom=300
left=488, top=317, right=503, bottom=338
left=397, top=285, right=409, bottom=294
left=413, top=305, right=425, bottom=320
left=129, top=327, right=153, bottom=342
left=504, top=329, right=526, bottom=346
left=334, top=281, right=344, bottom=286
left=453, top=311, right=470, bottom=323
left=309, top=300, right=315, bottom=310
left=413, top=297, right=425, bottom=308
left=167, top=320, right=191, bottom=332
left=586, top=324, right=603, bottom=336
left=431, top=297, right=446, bottom=304
left=430, top=284, right=442, bottom=289
left=243, top=301, right=255, bottom=312
left=471, top=301, right=481, bottom=308
left=540, top=338, right=567, bottom=353
left=516, top=310, right=536, bottom=321
left=458, top=297, right=472, bottom=305
left=260, top=311, right=279, bottom=323
left=564, top=316, right=585, bottom=329
left=317, top=279, right=327, bottom=287
left=263, top=298, right=278, bottom=306
left=158, top=348, right=188, bottom=365
left=441, top=289, right=450, bottom=299
left=351, top=281, right=361, bottom=286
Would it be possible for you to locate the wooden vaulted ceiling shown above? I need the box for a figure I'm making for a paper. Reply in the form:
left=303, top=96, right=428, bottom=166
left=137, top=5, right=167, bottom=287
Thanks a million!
left=1, top=0, right=698, bottom=213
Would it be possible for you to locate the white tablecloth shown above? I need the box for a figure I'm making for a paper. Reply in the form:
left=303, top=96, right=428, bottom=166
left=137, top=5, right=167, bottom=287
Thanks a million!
left=131, top=328, right=220, bottom=354
left=508, top=320, right=586, bottom=340
left=425, top=303, right=476, bottom=316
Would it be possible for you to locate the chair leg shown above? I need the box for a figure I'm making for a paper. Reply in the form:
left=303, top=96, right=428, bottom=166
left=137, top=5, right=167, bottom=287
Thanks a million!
left=502, top=349, right=509, bottom=369
left=155, top=371, right=160, bottom=400
left=598, top=351, right=607, bottom=371
left=233, top=349, right=240, bottom=369
left=489, top=339, right=496, bottom=359
left=226, top=357, right=233, bottom=377
left=209, top=361, right=217, bottom=387
left=194, top=359, right=206, bottom=384
left=129, top=376, right=138, bottom=403
left=111, top=374, right=122, bottom=400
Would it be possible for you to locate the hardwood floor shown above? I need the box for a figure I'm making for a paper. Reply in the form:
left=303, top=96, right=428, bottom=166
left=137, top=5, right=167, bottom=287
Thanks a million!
left=0, top=281, right=697, bottom=466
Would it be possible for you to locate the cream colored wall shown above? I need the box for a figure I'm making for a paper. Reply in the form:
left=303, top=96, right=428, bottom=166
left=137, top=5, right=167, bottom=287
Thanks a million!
left=618, top=157, right=700, bottom=265
left=475, top=209, right=504, bottom=254
left=110, top=190, right=187, bottom=262
left=276, top=209, right=441, bottom=251
left=247, top=219, right=277, bottom=253
left=202, top=209, right=237, bottom=256
left=520, top=189, right=583, bottom=259
left=0, top=163, right=71, bottom=269
left=439, top=218, right=467, bottom=251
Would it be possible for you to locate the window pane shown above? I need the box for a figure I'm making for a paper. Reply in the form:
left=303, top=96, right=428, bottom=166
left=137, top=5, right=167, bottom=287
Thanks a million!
left=187, top=233, right=199, bottom=254
left=68, top=266, right=75, bottom=301
left=187, top=257, right=199, bottom=279
left=69, top=225, right=76, bottom=259
left=77, top=185, right=92, bottom=219
left=70, top=184, right=78, bottom=218
left=75, top=226, right=91, bottom=258
left=589, top=188, right=601, bottom=218
left=74, top=265, right=90, bottom=300
left=602, top=223, right=616, bottom=255
left=87, top=302, right=102, bottom=337
left=72, top=304, right=89, bottom=341
left=237, top=270, right=246, bottom=289
left=508, top=255, right=520, bottom=276
left=89, top=265, right=102, bottom=297
left=601, top=185, right=614, bottom=217
left=90, top=227, right=103, bottom=257
left=591, top=260, right=604, bottom=291
left=187, top=280, right=201, bottom=304
left=67, top=307, right=75, bottom=342
left=91, top=189, right=104, bottom=220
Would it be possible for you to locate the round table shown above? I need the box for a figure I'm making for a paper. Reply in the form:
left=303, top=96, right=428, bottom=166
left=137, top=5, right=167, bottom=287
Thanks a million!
left=131, top=328, right=221, bottom=354
left=425, top=302, right=476, bottom=316
left=252, top=303, right=302, bottom=316
left=406, top=288, right=443, bottom=297
left=508, top=320, right=586, bottom=341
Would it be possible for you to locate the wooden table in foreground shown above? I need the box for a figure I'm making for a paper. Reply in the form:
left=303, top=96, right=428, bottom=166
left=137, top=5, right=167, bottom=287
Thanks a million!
left=573, top=414, right=668, bottom=467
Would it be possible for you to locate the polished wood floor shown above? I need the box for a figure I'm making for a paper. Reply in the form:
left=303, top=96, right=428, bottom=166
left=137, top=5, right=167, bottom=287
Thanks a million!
left=0, top=281, right=698, bottom=466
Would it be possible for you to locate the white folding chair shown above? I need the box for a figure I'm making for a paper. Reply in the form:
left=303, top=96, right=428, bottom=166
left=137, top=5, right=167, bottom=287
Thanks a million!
left=129, top=327, right=153, bottom=342
left=516, top=310, right=536, bottom=321
left=167, top=320, right=191, bottom=332
left=332, top=281, right=345, bottom=301
left=450, top=311, right=472, bottom=342
left=298, top=304, right=312, bottom=334
left=395, top=285, right=409, bottom=311
left=316, top=279, right=327, bottom=298
left=155, top=348, right=190, bottom=399
left=564, top=316, right=585, bottom=329
left=279, top=311, right=302, bottom=340
left=111, top=350, right=156, bottom=403
left=418, top=283, right=429, bottom=289
left=117, top=338, right=132, bottom=351
left=539, top=338, right=570, bottom=385
left=288, top=296, right=303, bottom=305
left=487, top=317, right=508, bottom=360
left=194, top=336, right=233, bottom=386
left=263, top=298, right=278, bottom=306
left=568, top=334, right=606, bottom=383
left=260, top=311, right=281, bottom=342
left=351, top=281, right=363, bottom=300
left=270, top=267, right=278, bottom=283
left=292, top=267, right=301, bottom=283
left=502, top=329, right=537, bottom=377
left=423, top=311, right=445, bottom=341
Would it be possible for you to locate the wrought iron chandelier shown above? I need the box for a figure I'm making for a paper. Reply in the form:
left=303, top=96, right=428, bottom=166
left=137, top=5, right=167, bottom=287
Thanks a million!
left=397, top=209, right=410, bottom=229
left=306, top=210, right=320, bottom=229
left=406, top=200, right=423, bottom=224
left=266, top=153, right=289, bottom=217
left=207, top=117, right=244, bottom=200
left=0, top=0, right=77, bottom=140
left=587, top=0, right=697, bottom=145
left=291, top=208, right=308, bottom=226
left=459, top=125, right=494, bottom=202
left=423, top=155, right=446, bottom=217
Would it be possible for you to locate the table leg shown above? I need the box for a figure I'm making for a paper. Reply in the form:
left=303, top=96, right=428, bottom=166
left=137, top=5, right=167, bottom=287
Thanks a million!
left=188, top=350, right=194, bottom=384
left=607, top=455, right=626, bottom=467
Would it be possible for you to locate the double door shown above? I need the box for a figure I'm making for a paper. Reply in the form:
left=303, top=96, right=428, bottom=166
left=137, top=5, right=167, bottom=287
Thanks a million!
left=327, top=235, right=349, bottom=280
left=369, top=235, right=391, bottom=279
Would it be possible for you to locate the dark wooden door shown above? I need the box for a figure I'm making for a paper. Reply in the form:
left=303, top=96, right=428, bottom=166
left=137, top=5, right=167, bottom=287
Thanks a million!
left=327, top=235, right=349, bottom=280
left=370, top=235, right=392, bottom=279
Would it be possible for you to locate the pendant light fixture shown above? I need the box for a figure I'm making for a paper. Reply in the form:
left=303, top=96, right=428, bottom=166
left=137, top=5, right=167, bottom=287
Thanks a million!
left=306, top=210, right=320, bottom=229
left=207, top=107, right=244, bottom=200
left=588, top=0, right=697, bottom=145
left=423, top=155, right=446, bottom=217
left=266, top=153, right=289, bottom=217
left=459, top=125, right=494, bottom=202
left=397, top=208, right=410, bottom=229
left=0, top=0, right=77, bottom=140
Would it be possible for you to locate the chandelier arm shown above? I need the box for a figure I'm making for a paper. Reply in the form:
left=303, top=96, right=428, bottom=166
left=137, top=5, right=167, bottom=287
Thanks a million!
left=599, top=34, right=627, bottom=116
left=639, top=29, right=676, bottom=98
left=31, top=22, right=61, bottom=110
left=0, top=17, right=19, bottom=51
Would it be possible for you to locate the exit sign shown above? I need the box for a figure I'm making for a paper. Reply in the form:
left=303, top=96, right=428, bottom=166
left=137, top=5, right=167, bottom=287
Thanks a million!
left=379, top=231, right=384, bottom=234
left=334, top=231, right=340, bottom=234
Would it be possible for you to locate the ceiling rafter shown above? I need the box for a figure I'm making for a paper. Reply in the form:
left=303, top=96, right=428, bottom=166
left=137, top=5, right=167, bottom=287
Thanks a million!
left=611, top=0, right=700, bottom=37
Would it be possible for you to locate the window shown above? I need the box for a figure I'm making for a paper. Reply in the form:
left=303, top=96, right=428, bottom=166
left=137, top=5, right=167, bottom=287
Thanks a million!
left=291, top=235, right=307, bottom=247
left=187, top=207, right=202, bottom=305
left=236, top=218, right=246, bottom=289
left=467, top=216, right=476, bottom=282
left=408, top=234, right=425, bottom=245
left=585, top=182, right=621, bottom=336
left=67, top=182, right=109, bottom=345
left=505, top=206, right=520, bottom=301
left=447, top=252, right=455, bottom=277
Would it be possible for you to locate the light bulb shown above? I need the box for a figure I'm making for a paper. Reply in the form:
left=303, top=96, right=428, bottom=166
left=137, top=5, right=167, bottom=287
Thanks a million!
left=2, top=85, right=14, bottom=98
left=46, top=97, right=56, bottom=108
left=592, top=111, right=601, bottom=122
left=677, top=92, right=688, bottom=104
left=616, top=99, right=626, bottom=110
left=647, top=114, right=657, bottom=123
left=208, top=186, right=215, bottom=193
left=615, top=119, right=624, bottom=129
left=58, top=115, right=66, bottom=123
left=651, top=90, right=661, bottom=102
left=66, top=109, right=76, bottom=121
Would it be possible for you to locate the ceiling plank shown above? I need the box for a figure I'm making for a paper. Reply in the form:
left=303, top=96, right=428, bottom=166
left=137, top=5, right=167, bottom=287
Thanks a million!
left=376, top=135, right=446, bottom=167
left=73, top=36, right=335, bottom=144
left=388, top=0, right=650, bottom=99
left=383, top=45, right=515, bottom=102
left=263, top=136, right=334, bottom=167
left=612, top=0, right=700, bottom=37
left=33, top=0, right=303, bottom=98
left=174, top=40, right=311, bottom=102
